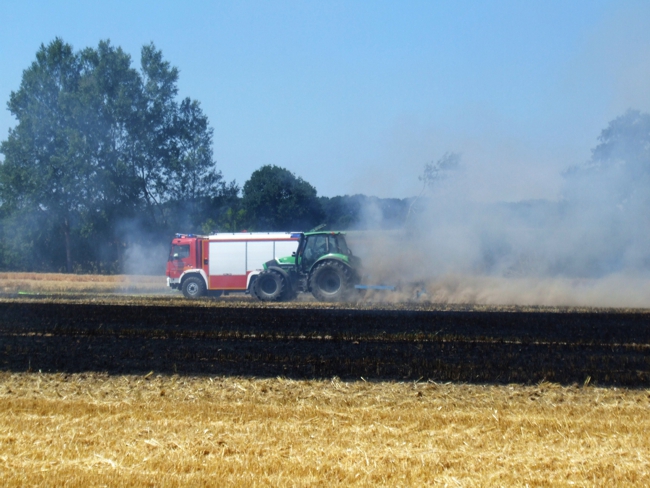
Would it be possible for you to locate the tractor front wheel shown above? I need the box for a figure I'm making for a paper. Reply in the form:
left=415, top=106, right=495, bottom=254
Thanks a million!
left=253, top=270, right=286, bottom=301
left=310, top=261, right=352, bottom=302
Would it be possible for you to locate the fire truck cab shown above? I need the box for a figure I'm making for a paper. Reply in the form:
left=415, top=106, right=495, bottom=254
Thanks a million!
left=166, top=232, right=300, bottom=298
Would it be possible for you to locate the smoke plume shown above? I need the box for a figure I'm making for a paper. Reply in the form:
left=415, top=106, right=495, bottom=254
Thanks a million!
left=348, top=114, right=650, bottom=308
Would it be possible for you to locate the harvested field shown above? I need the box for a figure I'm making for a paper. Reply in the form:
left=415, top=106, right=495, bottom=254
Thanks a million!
left=1, top=273, right=650, bottom=485
left=1, top=372, right=649, bottom=486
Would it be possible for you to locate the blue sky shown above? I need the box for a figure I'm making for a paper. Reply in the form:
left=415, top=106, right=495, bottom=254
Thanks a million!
left=1, top=1, right=650, bottom=199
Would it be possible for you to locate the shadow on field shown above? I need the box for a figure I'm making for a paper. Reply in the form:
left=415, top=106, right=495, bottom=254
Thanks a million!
left=1, top=301, right=649, bottom=386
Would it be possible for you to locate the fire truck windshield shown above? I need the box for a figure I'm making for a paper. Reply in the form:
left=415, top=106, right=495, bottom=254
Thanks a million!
left=170, top=244, right=190, bottom=260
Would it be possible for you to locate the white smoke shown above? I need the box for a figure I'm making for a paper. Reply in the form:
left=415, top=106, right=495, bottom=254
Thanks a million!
left=348, top=122, right=650, bottom=308
left=123, top=242, right=169, bottom=276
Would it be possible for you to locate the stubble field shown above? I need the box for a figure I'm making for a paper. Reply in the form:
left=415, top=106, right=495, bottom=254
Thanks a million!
left=1, top=272, right=649, bottom=486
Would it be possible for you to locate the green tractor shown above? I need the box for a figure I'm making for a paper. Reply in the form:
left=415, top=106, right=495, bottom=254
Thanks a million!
left=252, top=231, right=362, bottom=302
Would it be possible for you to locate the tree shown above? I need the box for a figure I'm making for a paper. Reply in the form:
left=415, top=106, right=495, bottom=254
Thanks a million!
left=406, top=152, right=460, bottom=222
left=591, top=109, right=650, bottom=176
left=242, top=165, right=324, bottom=231
left=0, top=38, right=225, bottom=272
left=564, top=109, right=650, bottom=206
left=0, top=39, right=90, bottom=271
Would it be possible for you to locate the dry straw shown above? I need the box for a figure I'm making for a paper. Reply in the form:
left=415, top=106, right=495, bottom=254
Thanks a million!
left=0, top=372, right=649, bottom=486
left=0, top=272, right=168, bottom=295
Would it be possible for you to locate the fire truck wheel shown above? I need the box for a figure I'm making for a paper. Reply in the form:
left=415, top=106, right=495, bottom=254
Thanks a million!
left=182, top=276, right=206, bottom=299
left=310, top=261, right=352, bottom=302
left=253, top=270, right=285, bottom=301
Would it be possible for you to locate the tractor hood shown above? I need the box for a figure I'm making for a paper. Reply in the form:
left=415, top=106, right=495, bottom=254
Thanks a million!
left=277, top=255, right=296, bottom=266
left=263, top=255, right=296, bottom=270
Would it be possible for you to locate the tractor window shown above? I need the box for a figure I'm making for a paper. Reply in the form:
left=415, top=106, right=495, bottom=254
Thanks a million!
left=170, top=244, right=190, bottom=260
left=328, top=235, right=349, bottom=255
left=302, top=235, right=328, bottom=268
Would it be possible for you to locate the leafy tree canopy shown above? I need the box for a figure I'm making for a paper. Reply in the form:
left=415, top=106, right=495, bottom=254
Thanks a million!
left=242, top=165, right=324, bottom=231
left=565, top=109, right=650, bottom=207
left=591, top=109, right=650, bottom=178
left=0, top=38, right=225, bottom=272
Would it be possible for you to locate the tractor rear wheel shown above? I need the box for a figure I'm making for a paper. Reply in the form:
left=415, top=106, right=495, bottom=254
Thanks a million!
left=310, top=261, right=352, bottom=302
left=281, top=287, right=298, bottom=301
left=253, top=270, right=286, bottom=301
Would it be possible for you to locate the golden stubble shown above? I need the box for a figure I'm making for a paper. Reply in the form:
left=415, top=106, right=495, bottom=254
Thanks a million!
left=0, top=372, right=649, bottom=486
left=0, top=273, right=167, bottom=295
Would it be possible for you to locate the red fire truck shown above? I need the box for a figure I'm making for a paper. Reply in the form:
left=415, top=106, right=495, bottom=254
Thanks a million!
left=166, top=232, right=300, bottom=298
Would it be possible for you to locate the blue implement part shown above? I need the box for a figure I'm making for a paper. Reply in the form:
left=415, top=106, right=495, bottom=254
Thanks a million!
left=354, top=284, right=396, bottom=291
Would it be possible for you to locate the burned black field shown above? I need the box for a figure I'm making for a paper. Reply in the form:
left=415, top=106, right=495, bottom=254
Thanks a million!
left=1, top=297, right=649, bottom=386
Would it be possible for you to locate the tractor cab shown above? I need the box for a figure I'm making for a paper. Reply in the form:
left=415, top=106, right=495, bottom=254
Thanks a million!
left=297, top=232, right=351, bottom=271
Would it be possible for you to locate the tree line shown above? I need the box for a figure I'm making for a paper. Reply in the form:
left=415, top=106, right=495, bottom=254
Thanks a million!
left=0, top=39, right=409, bottom=273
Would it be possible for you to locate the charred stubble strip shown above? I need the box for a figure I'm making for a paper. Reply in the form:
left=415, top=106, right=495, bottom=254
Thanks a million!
left=0, top=300, right=649, bottom=385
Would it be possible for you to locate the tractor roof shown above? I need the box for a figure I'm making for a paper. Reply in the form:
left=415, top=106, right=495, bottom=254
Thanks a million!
left=303, top=231, right=346, bottom=237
